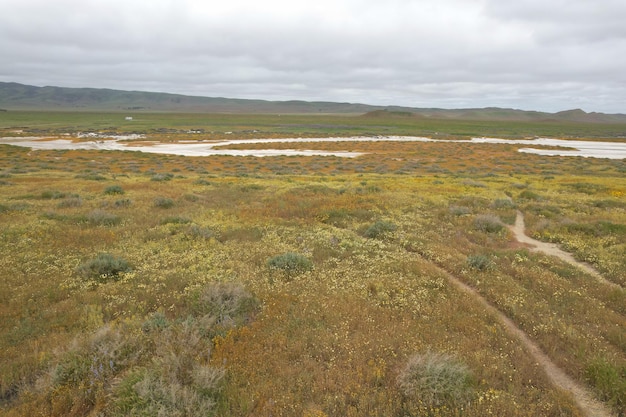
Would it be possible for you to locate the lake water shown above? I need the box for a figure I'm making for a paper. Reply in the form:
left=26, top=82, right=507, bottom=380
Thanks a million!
left=1, top=136, right=625, bottom=159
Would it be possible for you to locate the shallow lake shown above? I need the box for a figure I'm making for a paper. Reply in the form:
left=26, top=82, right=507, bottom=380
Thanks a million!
left=1, top=136, right=625, bottom=159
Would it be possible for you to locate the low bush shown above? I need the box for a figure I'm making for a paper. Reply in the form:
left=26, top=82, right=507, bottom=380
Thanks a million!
left=397, top=352, right=474, bottom=408
left=86, top=209, right=121, bottom=226
left=76, top=253, right=131, bottom=282
left=467, top=254, right=493, bottom=271
left=449, top=205, right=471, bottom=216
left=191, top=282, right=260, bottom=327
left=186, top=224, right=216, bottom=239
left=492, top=198, right=516, bottom=209
left=474, top=214, right=504, bottom=233
left=161, top=216, right=192, bottom=225
left=267, top=252, right=313, bottom=278
left=151, top=173, right=174, bottom=182
left=114, top=198, right=132, bottom=208
left=154, top=197, right=174, bottom=209
left=104, top=185, right=125, bottom=195
left=518, top=190, right=542, bottom=201
left=363, top=220, right=397, bottom=238
left=57, top=197, right=83, bottom=208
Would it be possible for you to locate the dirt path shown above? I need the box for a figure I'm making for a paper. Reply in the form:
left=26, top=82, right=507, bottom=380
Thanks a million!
left=509, top=211, right=620, bottom=289
left=432, top=210, right=618, bottom=415
left=443, top=271, right=615, bottom=417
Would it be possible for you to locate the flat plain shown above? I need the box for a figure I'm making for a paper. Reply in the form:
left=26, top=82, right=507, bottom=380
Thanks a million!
left=0, top=111, right=624, bottom=416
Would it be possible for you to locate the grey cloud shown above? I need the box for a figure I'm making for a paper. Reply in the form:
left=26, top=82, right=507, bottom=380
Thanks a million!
left=0, top=0, right=624, bottom=112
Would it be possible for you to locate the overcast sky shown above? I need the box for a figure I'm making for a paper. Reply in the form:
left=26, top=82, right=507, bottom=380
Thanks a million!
left=1, top=0, right=625, bottom=113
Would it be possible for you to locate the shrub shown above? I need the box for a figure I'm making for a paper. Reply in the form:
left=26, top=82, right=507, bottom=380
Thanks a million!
left=86, top=209, right=121, bottom=226
left=154, top=197, right=174, bottom=209
left=467, top=254, right=493, bottom=271
left=161, top=216, right=192, bottom=225
left=151, top=173, right=174, bottom=182
left=187, top=224, right=216, bottom=239
left=114, top=198, right=132, bottom=208
left=192, top=282, right=259, bottom=327
left=397, top=352, right=474, bottom=408
left=104, top=185, right=125, bottom=195
left=267, top=252, right=313, bottom=278
left=76, top=253, right=131, bottom=282
left=363, top=220, right=397, bottom=238
left=449, top=205, right=471, bottom=216
left=142, top=311, right=170, bottom=333
left=492, top=198, right=516, bottom=209
left=474, top=214, right=504, bottom=233
left=519, top=190, right=542, bottom=201
left=57, top=197, right=83, bottom=208
left=114, top=366, right=223, bottom=417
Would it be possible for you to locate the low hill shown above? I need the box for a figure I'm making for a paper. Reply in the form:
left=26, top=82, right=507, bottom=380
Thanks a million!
left=1, top=81, right=625, bottom=123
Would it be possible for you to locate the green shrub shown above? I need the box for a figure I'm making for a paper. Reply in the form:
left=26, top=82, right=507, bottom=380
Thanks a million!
left=474, top=214, right=504, bottom=233
left=363, top=220, right=397, bottom=238
left=267, top=252, right=313, bottom=278
left=519, top=190, right=542, bottom=201
left=104, top=185, right=125, bottom=195
left=397, top=352, right=474, bottom=408
left=492, top=198, right=516, bottom=209
left=76, top=253, right=131, bottom=282
left=154, top=197, right=174, bottom=209
left=467, top=254, right=493, bottom=271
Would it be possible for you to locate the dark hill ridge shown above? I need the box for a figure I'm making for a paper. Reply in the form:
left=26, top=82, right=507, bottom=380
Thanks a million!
left=1, top=81, right=625, bottom=123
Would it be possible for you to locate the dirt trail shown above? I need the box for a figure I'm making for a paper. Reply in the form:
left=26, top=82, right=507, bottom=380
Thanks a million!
left=443, top=272, right=614, bottom=417
left=509, top=211, right=620, bottom=289
left=432, top=210, right=618, bottom=415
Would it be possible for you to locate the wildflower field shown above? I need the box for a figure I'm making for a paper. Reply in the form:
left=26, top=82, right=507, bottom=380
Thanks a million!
left=0, top=112, right=625, bottom=416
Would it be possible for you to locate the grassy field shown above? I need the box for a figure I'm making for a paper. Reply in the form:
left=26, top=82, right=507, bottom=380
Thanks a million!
left=3, top=110, right=626, bottom=139
left=0, top=112, right=625, bottom=416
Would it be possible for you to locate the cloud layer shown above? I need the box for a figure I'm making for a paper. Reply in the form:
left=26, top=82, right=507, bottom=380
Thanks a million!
left=1, top=0, right=625, bottom=112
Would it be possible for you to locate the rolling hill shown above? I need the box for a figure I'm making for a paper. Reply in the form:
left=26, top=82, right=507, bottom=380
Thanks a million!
left=1, top=81, right=626, bottom=123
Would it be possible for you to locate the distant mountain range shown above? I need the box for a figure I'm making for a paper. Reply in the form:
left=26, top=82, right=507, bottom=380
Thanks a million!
left=1, top=81, right=625, bottom=123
